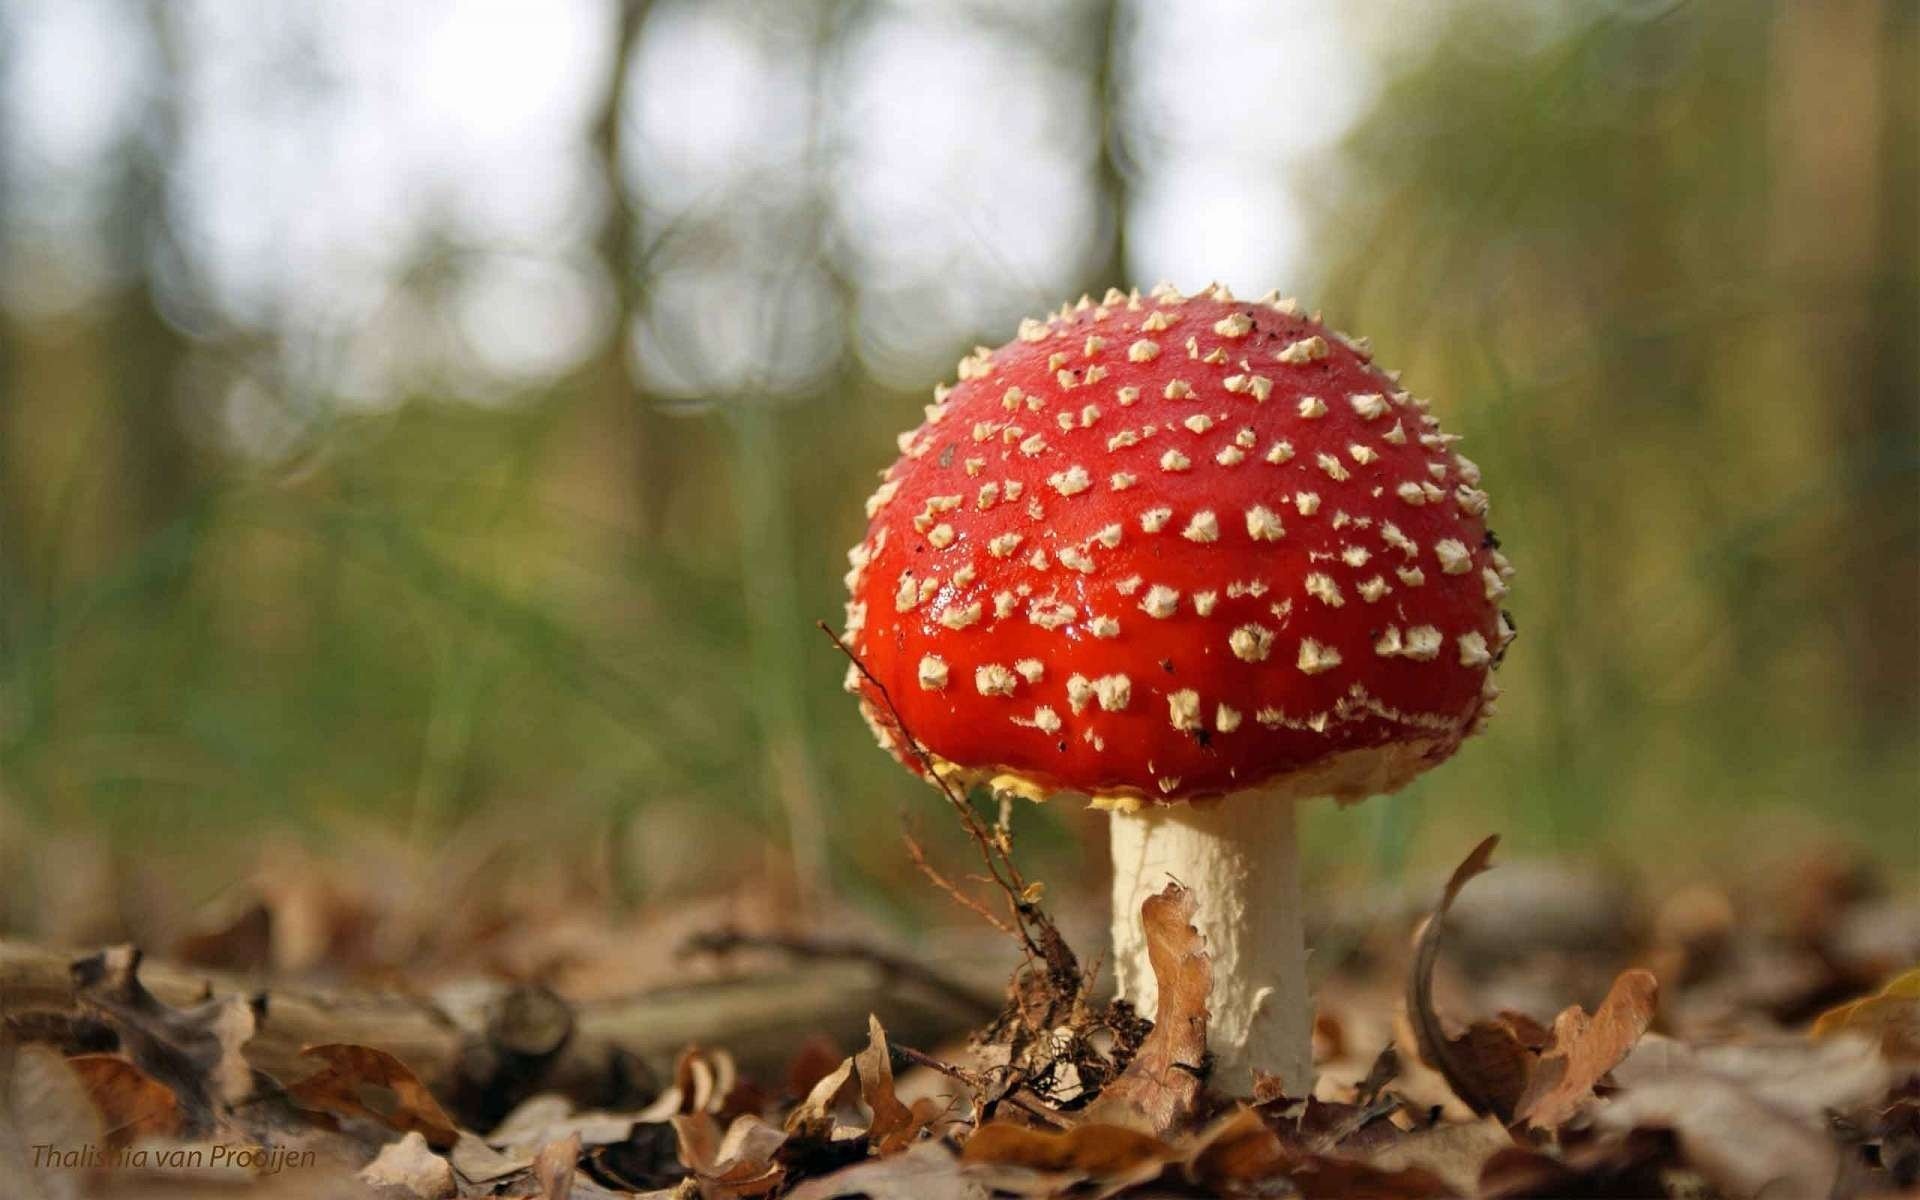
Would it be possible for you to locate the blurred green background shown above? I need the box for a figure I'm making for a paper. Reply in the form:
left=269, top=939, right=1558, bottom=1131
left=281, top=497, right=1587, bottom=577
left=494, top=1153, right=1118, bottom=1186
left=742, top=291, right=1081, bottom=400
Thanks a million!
left=0, top=0, right=1914, bottom=938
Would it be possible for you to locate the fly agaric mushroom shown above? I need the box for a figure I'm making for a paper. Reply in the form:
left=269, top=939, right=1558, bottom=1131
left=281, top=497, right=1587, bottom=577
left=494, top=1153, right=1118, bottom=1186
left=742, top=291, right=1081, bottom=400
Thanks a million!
left=840, top=284, right=1514, bottom=1092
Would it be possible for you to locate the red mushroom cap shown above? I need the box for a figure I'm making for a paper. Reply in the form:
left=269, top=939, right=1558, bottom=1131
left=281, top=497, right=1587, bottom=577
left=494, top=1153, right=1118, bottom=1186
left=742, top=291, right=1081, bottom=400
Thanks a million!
left=841, top=285, right=1514, bottom=808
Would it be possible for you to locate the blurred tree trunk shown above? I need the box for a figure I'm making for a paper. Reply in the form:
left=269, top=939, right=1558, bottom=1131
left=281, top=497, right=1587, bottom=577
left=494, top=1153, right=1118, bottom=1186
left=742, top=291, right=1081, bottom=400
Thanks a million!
left=1774, top=0, right=1919, bottom=743
left=108, top=2, right=197, bottom=542
left=557, top=0, right=681, bottom=545
left=1090, top=0, right=1131, bottom=291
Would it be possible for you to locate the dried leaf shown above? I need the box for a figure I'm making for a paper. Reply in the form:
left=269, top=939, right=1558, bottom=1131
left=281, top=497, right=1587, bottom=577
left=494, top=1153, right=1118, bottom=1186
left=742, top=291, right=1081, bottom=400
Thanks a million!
left=1084, top=882, right=1211, bottom=1135
left=1591, top=1072, right=1838, bottom=1198
left=534, top=1131, right=583, bottom=1200
left=785, top=1035, right=845, bottom=1100
left=1812, top=966, right=1920, bottom=1059
left=1361, top=1117, right=1512, bottom=1196
left=674, top=1046, right=741, bottom=1116
left=358, top=1131, right=457, bottom=1200
left=1477, top=1130, right=1674, bottom=1199
left=1512, top=968, right=1659, bottom=1127
left=1613, top=1031, right=1895, bottom=1120
left=1431, top=1024, right=1532, bottom=1123
left=961, top=1120, right=1176, bottom=1193
left=1406, top=837, right=1515, bottom=1120
left=64, top=1054, right=181, bottom=1146
left=786, top=1142, right=987, bottom=1200
left=286, top=1043, right=459, bottom=1150
left=1290, top=1093, right=1405, bottom=1156
left=486, top=1094, right=641, bottom=1154
left=786, top=1057, right=862, bottom=1141
left=1286, top=1154, right=1460, bottom=1199
left=852, top=1015, right=919, bottom=1150
left=70, top=945, right=257, bottom=1134
left=451, top=1131, right=536, bottom=1186
left=783, top=1015, right=931, bottom=1151
left=1182, top=1106, right=1290, bottom=1191
left=672, top=1112, right=787, bottom=1198
left=0, top=1042, right=100, bottom=1200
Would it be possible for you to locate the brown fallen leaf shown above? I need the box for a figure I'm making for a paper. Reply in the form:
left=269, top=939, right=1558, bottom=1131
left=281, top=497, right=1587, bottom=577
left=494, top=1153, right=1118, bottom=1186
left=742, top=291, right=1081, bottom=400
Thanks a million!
left=1512, top=968, right=1659, bottom=1127
left=70, top=945, right=258, bottom=1135
left=0, top=1042, right=101, bottom=1199
left=1590, top=1072, right=1839, bottom=1199
left=1613, top=1031, right=1895, bottom=1120
left=785, top=1035, right=845, bottom=1101
left=1286, top=1153, right=1460, bottom=1199
left=286, top=1043, right=460, bottom=1150
left=534, top=1131, right=582, bottom=1200
left=358, top=1131, right=457, bottom=1200
left=786, top=1142, right=987, bottom=1200
left=961, top=1120, right=1177, bottom=1194
left=785, top=1055, right=862, bottom=1143
left=64, top=1054, right=181, bottom=1147
left=1812, top=966, right=1920, bottom=1060
left=1084, top=881, right=1211, bottom=1135
left=851, top=1015, right=920, bottom=1151
left=450, top=1131, right=536, bottom=1187
left=675, top=1046, right=743, bottom=1116
left=485, top=1094, right=644, bottom=1154
left=1362, top=1117, right=1512, bottom=1196
left=1182, top=1106, right=1290, bottom=1192
left=672, top=1111, right=787, bottom=1198
left=1405, top=837, right=1522, bottom=1122
left=1477, top=1129, right=1674, bottom=1198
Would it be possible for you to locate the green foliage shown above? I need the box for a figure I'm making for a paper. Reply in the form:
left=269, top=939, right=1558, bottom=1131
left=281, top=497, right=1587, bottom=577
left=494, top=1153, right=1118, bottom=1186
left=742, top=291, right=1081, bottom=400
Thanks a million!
left=1310, top=0, right=1918, bottom=861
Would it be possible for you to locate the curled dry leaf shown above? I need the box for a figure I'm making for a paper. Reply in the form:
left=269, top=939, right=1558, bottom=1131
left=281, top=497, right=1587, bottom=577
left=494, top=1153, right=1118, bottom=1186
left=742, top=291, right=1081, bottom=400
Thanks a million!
left=1512, top=967, right=1659, bottom=1127
left=672, top=1111, right=788, bottom=1198
left=70, top=945, right=257, bottom=1135
left=851, top=1015, right=919, bottom=1150
left=1812, top=966, right=1920, bottom=1060
left=1406, top=837, right=1515, bottom=1121
left=1083, top=882, right=1211, bottom=1135
left=63, top=1054, right=181, bottom=1147
left=286, top=1043, right=460, bottom=1150
left=786, top=1015, right=936, bottom=1152
left=1407, top=838, right=1659, bottom=1128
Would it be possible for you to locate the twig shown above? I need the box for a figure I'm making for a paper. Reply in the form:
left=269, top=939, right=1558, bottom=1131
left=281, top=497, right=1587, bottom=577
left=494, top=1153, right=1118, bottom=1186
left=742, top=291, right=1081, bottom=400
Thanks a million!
left=680, top=928, right=998, bottom=1023
left=893, top=1044, right=1070, bottom=1129
left=903, top=825, right=1015, bottom=936
left=818, top=624, right=1055, bottom=962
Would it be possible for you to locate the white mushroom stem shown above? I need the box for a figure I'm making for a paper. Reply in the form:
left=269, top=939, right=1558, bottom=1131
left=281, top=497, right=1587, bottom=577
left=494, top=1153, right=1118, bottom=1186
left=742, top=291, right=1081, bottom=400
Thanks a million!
left=1108, top=795, right=1311, bottom=1095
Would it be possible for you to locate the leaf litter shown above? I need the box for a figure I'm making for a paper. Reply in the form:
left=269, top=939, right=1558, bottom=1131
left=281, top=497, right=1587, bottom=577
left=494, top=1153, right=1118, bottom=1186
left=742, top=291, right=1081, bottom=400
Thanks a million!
left=2, top=684, right=1917, bottom=1200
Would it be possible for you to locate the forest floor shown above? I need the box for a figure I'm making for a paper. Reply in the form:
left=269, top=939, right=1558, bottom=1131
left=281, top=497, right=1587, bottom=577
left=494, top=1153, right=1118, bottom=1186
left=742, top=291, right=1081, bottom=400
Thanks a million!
left=1, top=808, right=1917, bottom=1199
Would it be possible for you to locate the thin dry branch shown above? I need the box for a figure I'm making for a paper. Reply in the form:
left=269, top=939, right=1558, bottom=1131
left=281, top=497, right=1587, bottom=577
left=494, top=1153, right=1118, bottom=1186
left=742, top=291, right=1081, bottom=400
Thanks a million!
left=891, top=1044, right=1070, bottom=1129
left=819, top=622, right=1075, bottom=981
left=903, top=825, right=1016, bottom=936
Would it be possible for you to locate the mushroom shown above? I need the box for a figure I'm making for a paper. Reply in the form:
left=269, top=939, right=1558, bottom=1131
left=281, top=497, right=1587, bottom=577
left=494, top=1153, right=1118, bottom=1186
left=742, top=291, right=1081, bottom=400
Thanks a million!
left=841, top=285, right=1513, bottom=1092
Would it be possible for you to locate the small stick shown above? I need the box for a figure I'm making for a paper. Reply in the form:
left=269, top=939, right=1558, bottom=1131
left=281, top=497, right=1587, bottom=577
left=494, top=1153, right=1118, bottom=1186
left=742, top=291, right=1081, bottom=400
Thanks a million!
left=893, top=1044, right=1070, bottom=1129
